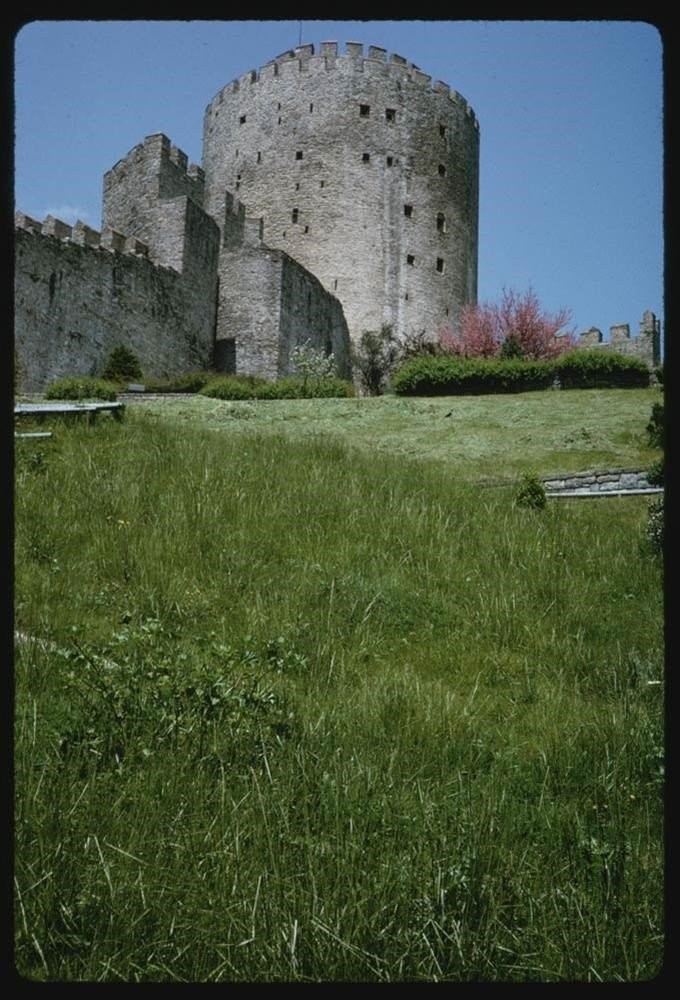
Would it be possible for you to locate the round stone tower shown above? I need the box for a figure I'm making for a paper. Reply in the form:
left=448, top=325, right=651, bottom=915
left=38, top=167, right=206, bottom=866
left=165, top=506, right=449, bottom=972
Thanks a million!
left=202, top=41, right=479, bottom=345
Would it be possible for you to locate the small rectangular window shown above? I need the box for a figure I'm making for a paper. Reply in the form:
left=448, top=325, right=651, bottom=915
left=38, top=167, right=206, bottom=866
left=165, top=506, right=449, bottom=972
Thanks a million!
left=404, top=204, right=413, bottom=218
left=309, top=102, right=314, bottom=112
left=320, top=180, right=325, bottom=188
left=436, top=258, right=445, bottom=273
left=386, top=156, right=393, bottom=167
left=296, top=150, right=303, bottom=160
left=436, top=213, right=446, bottom=232
left=359, top=104, right=370, bottom=117
left=239, top=114, right=246, bottom=124
left=295, top=182, right=300, bottom=190
left=407, top=254, right=415, bottom=266
left=304, top=225, right=309, bottom=234
left=362, top=153, right=370, bottom=163
left=439, top=125, right=446, bottom=138
left=385, top=108, right=396, bottom=122
left=292, top=209, right=299, bottom=223
left=257, top=151, right=261, bottom=163
left=438, top=164, right=447, bottom=176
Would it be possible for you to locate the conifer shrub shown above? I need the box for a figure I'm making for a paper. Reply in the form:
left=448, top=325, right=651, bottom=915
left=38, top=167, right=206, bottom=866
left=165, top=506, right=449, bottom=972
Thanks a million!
left=101, top=344, right=143, bottom=384
left=45, top=377, right=119, bottom=401
left=552, top=350, right=650, bottom=388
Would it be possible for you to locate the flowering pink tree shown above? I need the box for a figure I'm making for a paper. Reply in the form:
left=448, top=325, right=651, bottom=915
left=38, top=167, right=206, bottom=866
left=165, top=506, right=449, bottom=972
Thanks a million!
left=439, top=287, right=576, bottom=360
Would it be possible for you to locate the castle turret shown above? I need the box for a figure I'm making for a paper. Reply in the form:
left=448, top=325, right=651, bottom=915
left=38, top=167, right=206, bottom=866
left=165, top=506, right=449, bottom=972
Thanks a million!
left=202, top=41, right=479, bottom=345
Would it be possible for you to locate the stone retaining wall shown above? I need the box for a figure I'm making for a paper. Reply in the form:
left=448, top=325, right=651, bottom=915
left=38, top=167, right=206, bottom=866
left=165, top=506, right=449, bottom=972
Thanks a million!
left=543, top=468, right=660, bottom=496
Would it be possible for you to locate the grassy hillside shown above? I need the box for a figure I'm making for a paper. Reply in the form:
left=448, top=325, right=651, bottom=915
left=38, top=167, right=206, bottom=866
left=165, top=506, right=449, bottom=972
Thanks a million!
left=129, top=386, right=662, bottom=481
left=14, top=390, right=664, bottom=982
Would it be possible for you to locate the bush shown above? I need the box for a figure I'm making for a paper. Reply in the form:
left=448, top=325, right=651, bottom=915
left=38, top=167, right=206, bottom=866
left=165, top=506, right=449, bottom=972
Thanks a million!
left=200, top=374, right=355, bottom=401
left=646, top=458, right=664, bottom=487
left=646, top=498, right=664, bottom=554
left=45, top=377, right=119, bottom=401
left=392, top=355, right=554, bottom=396
left=143, top=372, right=211, bottom=393
left=514, top=472, right=547, bottom=510
left=101, top=345, right=143, bottom=383
left=553, top=350, right=650, bottom=389
left=653, top=364, right=664, bottom=385
left=351, top=324, right=402, bottom=395
left=646, top=402, right=664, bottom=449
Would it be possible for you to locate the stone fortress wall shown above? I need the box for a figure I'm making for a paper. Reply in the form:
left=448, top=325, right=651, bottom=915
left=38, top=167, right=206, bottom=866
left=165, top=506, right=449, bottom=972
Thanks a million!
left=14, top=208, right=218, bottom=392
left=202, top=41, right=479, bottom=348
left=577, top=310, right=661, bottom=368
left=14, top=40, right=660, bottom=392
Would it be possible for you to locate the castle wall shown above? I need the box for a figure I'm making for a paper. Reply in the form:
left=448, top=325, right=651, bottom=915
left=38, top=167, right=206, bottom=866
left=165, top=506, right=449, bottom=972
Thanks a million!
left=202, top=41, right=479, bottom=346
left=14, top=217, right=216, bottom=391
left=577, top=311, right=661, bottom=367
left=215, top=241, right=351, bottom=381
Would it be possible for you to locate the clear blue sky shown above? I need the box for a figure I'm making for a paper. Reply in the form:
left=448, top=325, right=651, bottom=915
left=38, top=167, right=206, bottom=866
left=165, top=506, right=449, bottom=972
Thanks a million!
left=13, top=18, right=664, bottom=343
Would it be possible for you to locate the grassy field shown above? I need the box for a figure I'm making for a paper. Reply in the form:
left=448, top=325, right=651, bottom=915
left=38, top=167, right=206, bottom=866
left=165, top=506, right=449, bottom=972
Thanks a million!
left=127, top=386, right=662, bottom=481
left=14, top=388, right=665, bottom=982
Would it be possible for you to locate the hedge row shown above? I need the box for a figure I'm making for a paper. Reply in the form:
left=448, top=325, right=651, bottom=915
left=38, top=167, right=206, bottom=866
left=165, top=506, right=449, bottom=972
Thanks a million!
left=392, top=350, right=651, bottom=396
left=200, top=375, right=356, bottom=401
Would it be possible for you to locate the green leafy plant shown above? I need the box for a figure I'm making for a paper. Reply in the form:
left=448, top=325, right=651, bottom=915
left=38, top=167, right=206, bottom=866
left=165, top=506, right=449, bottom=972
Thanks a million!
left=101, top=344, right=143, bottom=383
left=646, top=498, right=664, bottom=554
left=646, top=402, right=664, bottom=449
left=290, top=339, right=337, bottom=393
left=392, top=355, right=554, bottom=396
left=45, top=377, right=118, bottom=401
left=514, top=471, right=547, bottom=509
left=143, top=372, right=211, bottom=393
left=351, top=324, right=402, bottom=396
left=553, top=350, right=650, bottom=389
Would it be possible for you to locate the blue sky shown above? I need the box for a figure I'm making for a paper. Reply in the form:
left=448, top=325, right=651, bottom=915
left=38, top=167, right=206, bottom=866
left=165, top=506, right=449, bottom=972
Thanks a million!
left=13, top=18, right=664, bottom=343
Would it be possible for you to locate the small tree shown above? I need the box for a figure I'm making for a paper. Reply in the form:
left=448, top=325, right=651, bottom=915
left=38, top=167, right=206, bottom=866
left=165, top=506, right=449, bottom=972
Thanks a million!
left=101, top=344, right=143, bottom=383
left=440, top=287, right=576, bottom=360
left=351, top=324, right=402, bottom=396
left=290, top=339, right=336, bottom=393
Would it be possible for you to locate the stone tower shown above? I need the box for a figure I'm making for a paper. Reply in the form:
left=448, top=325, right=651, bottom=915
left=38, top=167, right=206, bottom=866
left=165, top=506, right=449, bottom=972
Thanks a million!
left=202, top=41, right=480, bottom=345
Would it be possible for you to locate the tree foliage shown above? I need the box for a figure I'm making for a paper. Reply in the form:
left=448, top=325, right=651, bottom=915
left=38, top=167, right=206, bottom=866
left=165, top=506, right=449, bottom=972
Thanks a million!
left=351, top=324, right=402, bottom=395
left=440, top=287, right=576, bottom=360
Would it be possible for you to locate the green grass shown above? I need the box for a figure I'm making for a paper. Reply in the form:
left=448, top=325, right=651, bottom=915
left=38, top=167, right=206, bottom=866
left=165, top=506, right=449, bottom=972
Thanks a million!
left=14, top=393, right=664, bottom=982
left=126, top=386, right=661, bottom=481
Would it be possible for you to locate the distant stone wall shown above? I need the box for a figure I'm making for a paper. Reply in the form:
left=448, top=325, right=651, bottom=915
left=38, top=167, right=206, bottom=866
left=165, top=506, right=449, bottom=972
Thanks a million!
left=14, top=215, right=217, bottom=391
left=578, top=310, right=661, bottom=368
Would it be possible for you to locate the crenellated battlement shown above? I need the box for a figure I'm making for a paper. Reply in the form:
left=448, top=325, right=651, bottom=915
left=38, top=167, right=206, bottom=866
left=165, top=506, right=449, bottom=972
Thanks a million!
left=206, top=41, right=478, bottom=126
left=15, top=211, right=150, bottom=257
left=104, top=132, right=205, bottom=206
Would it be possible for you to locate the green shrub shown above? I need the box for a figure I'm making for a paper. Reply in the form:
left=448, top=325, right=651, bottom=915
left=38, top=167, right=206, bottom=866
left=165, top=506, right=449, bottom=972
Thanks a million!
left=200, top=375, right=270, bottom=400
left=201, top=374, right=355, bottom=401
left=351, top=324, right=402, bottom=395
left=514, top=472, right=547, bottom=509
left=646, top=458, right=664, bottom=487
left=646, top=498, right=664, bottom=553
left=101, top=344, right=143, bottom=383
left=143, top=372, right=210, bottom=393
left=45, top=377, right=118, bottom=401
left=392, top=355, right=554, bottom=396
left=653, top=363, right=664, bottom=385
left=646, top=402, right=664, bottom=449
left=553, top=350, right=650, bottom=389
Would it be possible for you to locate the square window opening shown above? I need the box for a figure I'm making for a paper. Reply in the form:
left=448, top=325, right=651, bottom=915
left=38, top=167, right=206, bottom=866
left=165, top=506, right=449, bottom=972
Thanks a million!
left=239, top=114, right=246, bottom=124
left=385, top=108, right=396, bottom=121
left=359, top=104, right=370, bottom=117
left=362, top=153, right=370, bottom=163
left=407, top=254, right=415, bottom=266
left=404, top=204, right=413, bottom=217
left=436, top=258, right=445, bottom=273
left=438, top=164, right=447, bottom=176
left=296, top=150, right=303, bottom=160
